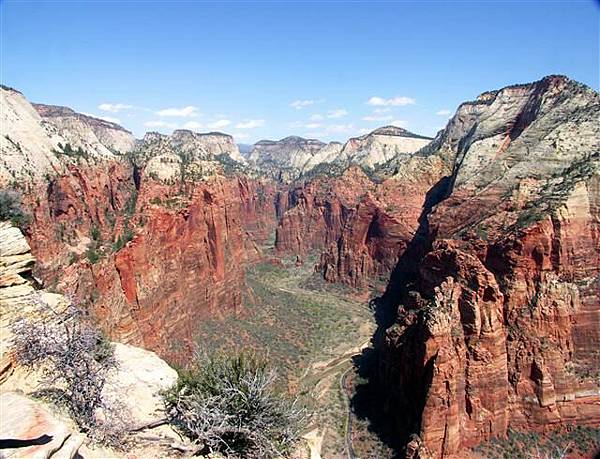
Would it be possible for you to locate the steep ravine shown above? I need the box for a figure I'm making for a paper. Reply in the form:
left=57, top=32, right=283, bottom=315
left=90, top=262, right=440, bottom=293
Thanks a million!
left=350, top=75, right=600, bottom=458
left=4, top=75, right=599, bottom=458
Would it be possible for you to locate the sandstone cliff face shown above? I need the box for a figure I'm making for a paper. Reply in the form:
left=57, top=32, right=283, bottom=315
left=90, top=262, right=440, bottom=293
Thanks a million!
left=76, top=176, right=277, bottom=361
left=34, top=103, right=136, bottom=155
left=138, top=130, right=247, bottom=182
left=1, top=88, right=275, bottom=363
left=374, top=75, right=600, bottom=457
left=0, top=222, right=178, bottom=459
left=248, top=127, right=432, bottom=180
left=1, top=86, right=65, bottom=183
left=340, top=126, right=432, bottom=168
left=0, top=86, right=135, bottom=185
left=22, top=166, right=277, bottom=362
left=249, top=135, right=343, bottom=180
left=274, top=153, right=450, bottom=288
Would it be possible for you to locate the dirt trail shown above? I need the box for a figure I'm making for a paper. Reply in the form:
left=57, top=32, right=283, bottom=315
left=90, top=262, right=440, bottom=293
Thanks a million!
left=300, top=337, right=371, bottom=458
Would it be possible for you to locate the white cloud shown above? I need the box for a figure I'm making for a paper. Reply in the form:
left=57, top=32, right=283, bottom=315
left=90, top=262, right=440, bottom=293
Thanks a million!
left=290, top=99, right=316, bottom=110
left=144, top=120, right=178, bottom=129
left=155, top=106, right=200, bottom=117
left=367, top=96, right=416, bottom=107
left=206, top=119, right=231, bottom=129
left=183, top=121, right=203, bottom=130
left=98, top=103, right=132, bottom=113
left=309, top=114, right=324, bottom=121
left=436, top=109, right=452, bottom=116
left=235, top=119, right=265, bottom=129
left=390, top=120, right=407, bottom=127
left=362, top=114, right=393, bottom=122
left=373, top=107, right=392, bottom=114
left=327, top=109, right=348, bottom=119
left=358, top=128, right=371, bottom=135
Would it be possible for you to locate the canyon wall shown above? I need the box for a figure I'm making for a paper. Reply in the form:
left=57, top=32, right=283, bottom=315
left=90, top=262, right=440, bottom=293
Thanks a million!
left=2, top=76, right=599, bottom=456
left=25, top=166, right=277, bottom=362
left=372, top=75, right=600, bottom=457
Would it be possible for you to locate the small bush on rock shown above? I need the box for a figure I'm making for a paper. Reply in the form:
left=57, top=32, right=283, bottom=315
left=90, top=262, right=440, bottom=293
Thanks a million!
left=163, top=350, right=306, bottom=458
left=11, top=298, right=129, bottom=447
left=0, top=189, right=31, bottom=229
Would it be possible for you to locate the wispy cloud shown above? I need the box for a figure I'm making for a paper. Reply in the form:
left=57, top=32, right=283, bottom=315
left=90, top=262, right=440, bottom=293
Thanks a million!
left=98, top=103, right=132, bottom=113
left=362, top=114, right=393, bottom=122
left=373, top=107, right=392, bottom=114
left=309, top=114, right=324, bottom=121
left=232, top=132, right=250, bottom=140
left=367, top=96, right=415, bottom=107
left=206, top=119, right=231, bottom=129
left=290, top=99, right=316, bottom=110
left=390, top=120, right=407, bottom=127
left=235, top=119, right=265, bottom=129
left=327, top=109, right=348, bottom=119
left=155, top=106, right=200, bottom=117
left=436, top=109, right=452, bottom=116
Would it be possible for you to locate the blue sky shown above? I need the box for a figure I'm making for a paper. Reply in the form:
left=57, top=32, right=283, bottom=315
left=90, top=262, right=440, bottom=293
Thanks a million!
left=2, top=1, right=598, bottom=143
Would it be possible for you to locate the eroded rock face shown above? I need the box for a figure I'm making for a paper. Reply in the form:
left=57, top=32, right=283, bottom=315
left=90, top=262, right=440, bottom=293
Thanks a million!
left=0, top=86, right=135, bottom=186
left=0, top=392, right=77, bottom=459
left=340, top=126, right=432, bottom=168
left=375, top=75, right=600, bottom=457
left=275, top=156, right=450, bottom=288
left=0, top=223, right=178, bottom=458
left=21, top=167, right=277, bottom=362
left=248, top=127, right=432, bottom=180
left=34, top=103, right=136, bottom=155
left=77, top=176, right=277, bottom=361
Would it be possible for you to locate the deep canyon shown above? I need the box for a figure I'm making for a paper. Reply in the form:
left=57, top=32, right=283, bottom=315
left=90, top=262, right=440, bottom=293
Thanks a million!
left=1, top=75, right=599, bottom=458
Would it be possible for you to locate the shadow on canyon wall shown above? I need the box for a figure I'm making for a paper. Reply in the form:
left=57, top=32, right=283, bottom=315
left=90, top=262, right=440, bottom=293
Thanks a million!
left=350, top=175, right=451, bottom=456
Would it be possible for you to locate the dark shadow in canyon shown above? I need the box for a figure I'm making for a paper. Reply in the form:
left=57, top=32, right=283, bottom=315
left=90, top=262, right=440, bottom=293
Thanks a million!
left=350, top=176, right=451, bottom=456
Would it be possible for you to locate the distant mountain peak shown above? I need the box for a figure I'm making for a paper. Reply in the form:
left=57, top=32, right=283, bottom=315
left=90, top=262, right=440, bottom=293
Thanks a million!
left=367, top=126, right=433, bottom=140
left=33, top=103, right=131, bottom=134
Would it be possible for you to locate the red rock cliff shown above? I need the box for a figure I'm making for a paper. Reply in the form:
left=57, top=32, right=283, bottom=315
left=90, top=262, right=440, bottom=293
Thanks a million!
left=372, top=76, right=600, bottom=457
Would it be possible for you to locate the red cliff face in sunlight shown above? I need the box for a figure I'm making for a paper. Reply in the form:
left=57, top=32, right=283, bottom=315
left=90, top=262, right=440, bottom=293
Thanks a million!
left=23, top=164, right=277, bottom=362
left=275, top=162, right=449, bottom=288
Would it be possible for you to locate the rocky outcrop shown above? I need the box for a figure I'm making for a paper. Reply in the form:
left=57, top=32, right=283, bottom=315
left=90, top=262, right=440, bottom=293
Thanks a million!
left=0, top=392, right=81, bottom=459
left=0, top=223, right=178, bottom=459
left=139, top=129, right=245, bottom=182
left=372, top=75, right=600, bottom=457
left=275, top=153, right=450, bottom=288
left=249, top=135, right=343, bottom=180
left=1, top=87, right=64, bottom=184
left=340, top=126, right=432, bottom=168
left=73, top=176, right=277, bottom=362
left=0, top=86, right=134, bottom=186
left=249, top=127, right=432, bottom=180
left=34, top=103, right=135, bottom=155
left=0, top=221, right=49, bottom=382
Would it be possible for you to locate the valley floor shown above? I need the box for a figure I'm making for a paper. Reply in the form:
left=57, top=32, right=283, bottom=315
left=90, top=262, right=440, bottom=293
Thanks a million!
left=193, top=246, right=392, bottom=458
